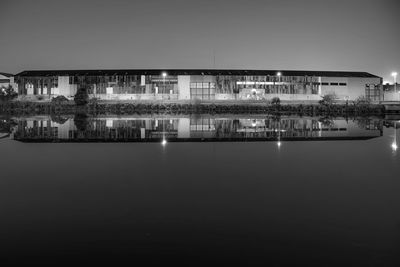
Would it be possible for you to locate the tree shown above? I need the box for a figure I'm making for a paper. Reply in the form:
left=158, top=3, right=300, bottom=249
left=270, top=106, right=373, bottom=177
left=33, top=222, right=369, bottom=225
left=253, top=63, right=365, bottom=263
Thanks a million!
left=74, top=112, right=89, bottom=132
left=271, top=97, right=281, bottom=106
left=354, top=95, right=371, bottom=106
left=319, top=93, right=337, bottom=106
left=74, top=88, right=89, bottom=106
left=0, top=85, right=18, bottom=101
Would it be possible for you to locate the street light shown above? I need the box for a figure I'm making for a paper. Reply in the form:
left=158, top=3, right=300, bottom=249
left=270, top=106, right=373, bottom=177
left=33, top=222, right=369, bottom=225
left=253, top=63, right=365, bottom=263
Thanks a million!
left=392, top=72, right=398, bottom=101
left=392, top=121, right=398, bottom=152
left=162, top=72, right=167, bottom=96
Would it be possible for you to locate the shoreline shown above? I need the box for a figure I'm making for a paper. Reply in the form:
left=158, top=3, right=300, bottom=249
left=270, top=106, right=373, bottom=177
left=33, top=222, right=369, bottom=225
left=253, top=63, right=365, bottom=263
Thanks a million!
left=0, top=100, right=386, bottom=116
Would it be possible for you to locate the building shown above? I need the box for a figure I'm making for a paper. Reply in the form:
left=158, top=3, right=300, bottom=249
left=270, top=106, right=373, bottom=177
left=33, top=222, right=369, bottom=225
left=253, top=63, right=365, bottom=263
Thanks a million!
left=382, top=83, right=400, bottom=101
left=14, top=69, right=382, bottom=102
left=0, top=72, right=17, bottom=90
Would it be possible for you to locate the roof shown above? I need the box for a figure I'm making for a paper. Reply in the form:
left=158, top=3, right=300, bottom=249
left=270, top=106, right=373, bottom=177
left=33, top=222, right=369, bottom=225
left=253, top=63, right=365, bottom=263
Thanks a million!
left=0, top=72, right=13, bottom=77
left=15, top=69, right=381, bottom=78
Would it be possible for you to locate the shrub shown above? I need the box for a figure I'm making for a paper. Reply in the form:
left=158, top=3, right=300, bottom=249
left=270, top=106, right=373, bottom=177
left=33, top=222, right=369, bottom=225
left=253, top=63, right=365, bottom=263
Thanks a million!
left=50, top=115, right=69, bottom=124
left=51, top=95, right=69, bottom=104
left=354, top=96, right=371, bottom=106
left=88, top=97, right=100, bottom=106
left=74, top=88, right=89, bottom=106
left=37, top=95, right=45, bottom=101
left=271, top=97, right=281, bottom=105
left=319, top=93, right=337, bottom=106
left=0, top=85, right=18, bottom=101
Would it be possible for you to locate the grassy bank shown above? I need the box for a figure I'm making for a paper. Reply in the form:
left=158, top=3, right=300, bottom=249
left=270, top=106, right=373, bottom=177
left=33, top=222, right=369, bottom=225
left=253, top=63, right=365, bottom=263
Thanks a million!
left=0, top=100, right=386, bottom=116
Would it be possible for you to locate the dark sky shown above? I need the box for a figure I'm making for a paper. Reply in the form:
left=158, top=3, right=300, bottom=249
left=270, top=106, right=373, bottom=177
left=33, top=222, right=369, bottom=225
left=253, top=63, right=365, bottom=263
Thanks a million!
left=1, top=0, right=399, bottom=82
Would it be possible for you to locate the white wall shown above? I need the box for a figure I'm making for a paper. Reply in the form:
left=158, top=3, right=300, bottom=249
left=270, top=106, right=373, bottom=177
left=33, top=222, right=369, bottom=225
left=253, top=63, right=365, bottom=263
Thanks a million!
left=383, top=91, right=400, bottom=101
left=58, top=76, right=76, bottom=96
left=178, top=75, right=190, bottom=100
left=320, top=77, right=381, bottom=100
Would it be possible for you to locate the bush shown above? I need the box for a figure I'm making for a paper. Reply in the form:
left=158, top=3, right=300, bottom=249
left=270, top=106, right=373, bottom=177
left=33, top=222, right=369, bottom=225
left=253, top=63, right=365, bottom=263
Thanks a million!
left=51, top=95, right=69, bottom=104
left=0, top=85, right=18, bottom=101
left=37, top=95, right=45, bottom=101
left=74, top=112, right=89, bottom=131
left=271, top=97, right=281, bottom=105
left=88, top=97, right=100, bottom=106
left=354, top=96, right=371, bottom=106
left=319, top=93, right=337, bottom=106
left=74, top=88, right=89, bottom=106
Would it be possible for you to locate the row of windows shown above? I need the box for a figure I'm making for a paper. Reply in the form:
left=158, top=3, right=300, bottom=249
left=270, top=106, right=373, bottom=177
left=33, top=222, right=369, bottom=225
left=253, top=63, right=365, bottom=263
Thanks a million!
left=190, top=82, right=216, bottom=89
left=319, top=82, right=347, bottom=86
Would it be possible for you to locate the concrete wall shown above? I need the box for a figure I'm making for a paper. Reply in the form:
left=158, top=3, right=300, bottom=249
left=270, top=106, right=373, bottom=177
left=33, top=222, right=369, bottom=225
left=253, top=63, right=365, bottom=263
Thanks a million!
left=320, top=77, right=381, bottom=100
left=347, top=77, right=381, bottom=100
left=58, top=76, right=76, bottom=96
left=383, top=91, right=400, bottom=101
left=216, top=93, right=321, bottom=101
left=178, top=75, right=190, bottom=100
left=320, top=77, right=349, bottom=99
left=215, top=94, right=237, bottom=100
left=95, top=93, right=179, bottom=101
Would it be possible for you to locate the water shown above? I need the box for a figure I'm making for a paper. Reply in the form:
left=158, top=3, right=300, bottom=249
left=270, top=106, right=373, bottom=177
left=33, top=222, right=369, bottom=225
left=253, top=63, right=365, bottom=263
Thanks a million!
left=0, top=115, right=399, bottom=265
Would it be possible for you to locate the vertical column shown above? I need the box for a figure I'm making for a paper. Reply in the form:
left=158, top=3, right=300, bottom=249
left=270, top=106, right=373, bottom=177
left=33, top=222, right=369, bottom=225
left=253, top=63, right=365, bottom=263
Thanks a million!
left=178, top=75, right=190, bottom=100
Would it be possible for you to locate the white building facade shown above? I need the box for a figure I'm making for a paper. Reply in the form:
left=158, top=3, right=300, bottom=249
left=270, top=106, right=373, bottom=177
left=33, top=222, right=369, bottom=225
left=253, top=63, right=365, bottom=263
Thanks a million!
left=14, top=69, right=382, bottom=102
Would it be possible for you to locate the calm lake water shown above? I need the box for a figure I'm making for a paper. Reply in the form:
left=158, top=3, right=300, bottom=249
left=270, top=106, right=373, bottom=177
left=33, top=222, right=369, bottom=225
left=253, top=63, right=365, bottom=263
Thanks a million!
left=0, top=114, right=399, bottom=265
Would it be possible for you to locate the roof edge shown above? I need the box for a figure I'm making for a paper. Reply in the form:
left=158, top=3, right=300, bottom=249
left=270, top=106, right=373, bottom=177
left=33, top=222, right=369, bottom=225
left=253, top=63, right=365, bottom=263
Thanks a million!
left=14, top=69, right=381, bottom=78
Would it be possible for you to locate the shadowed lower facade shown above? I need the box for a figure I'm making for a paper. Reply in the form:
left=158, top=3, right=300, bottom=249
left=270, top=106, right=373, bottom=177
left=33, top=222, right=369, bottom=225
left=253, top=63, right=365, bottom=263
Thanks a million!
left=14, top=69, right=382, bottom=102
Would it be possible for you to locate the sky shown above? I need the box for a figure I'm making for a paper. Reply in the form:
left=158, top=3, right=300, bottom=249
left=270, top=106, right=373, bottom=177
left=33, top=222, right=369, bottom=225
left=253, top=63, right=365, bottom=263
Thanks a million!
left=0, top=0, right=399, bottom=82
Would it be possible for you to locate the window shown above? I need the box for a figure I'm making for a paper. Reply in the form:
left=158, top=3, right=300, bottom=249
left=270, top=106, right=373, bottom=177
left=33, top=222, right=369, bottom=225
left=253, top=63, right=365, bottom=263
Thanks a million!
left=339, top=83, right=347, bottom=86
left=321, top=82, right=329, bottom=86
left=330, top=82, right=339, bottom=86
left=190, top=82, right=215, bottom=100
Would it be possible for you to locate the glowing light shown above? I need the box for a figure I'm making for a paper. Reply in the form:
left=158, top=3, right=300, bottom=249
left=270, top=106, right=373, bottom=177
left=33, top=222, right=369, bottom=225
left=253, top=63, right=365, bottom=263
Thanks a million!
left=162, top=72, right=167, bottom=77
left=277, top=141, right=281, bottom=147
left=277, top=72, right=282, bottom=77
left=391, top=72, right=398, bottom=78
left=161, top=139, right=167, bottom=146
left=391, top=142, right=397, bottom=151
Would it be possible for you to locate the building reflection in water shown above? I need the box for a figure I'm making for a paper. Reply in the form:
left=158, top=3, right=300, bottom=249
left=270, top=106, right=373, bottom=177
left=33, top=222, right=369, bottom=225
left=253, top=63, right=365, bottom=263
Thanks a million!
left=11, top=115, right=383, bottom=143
